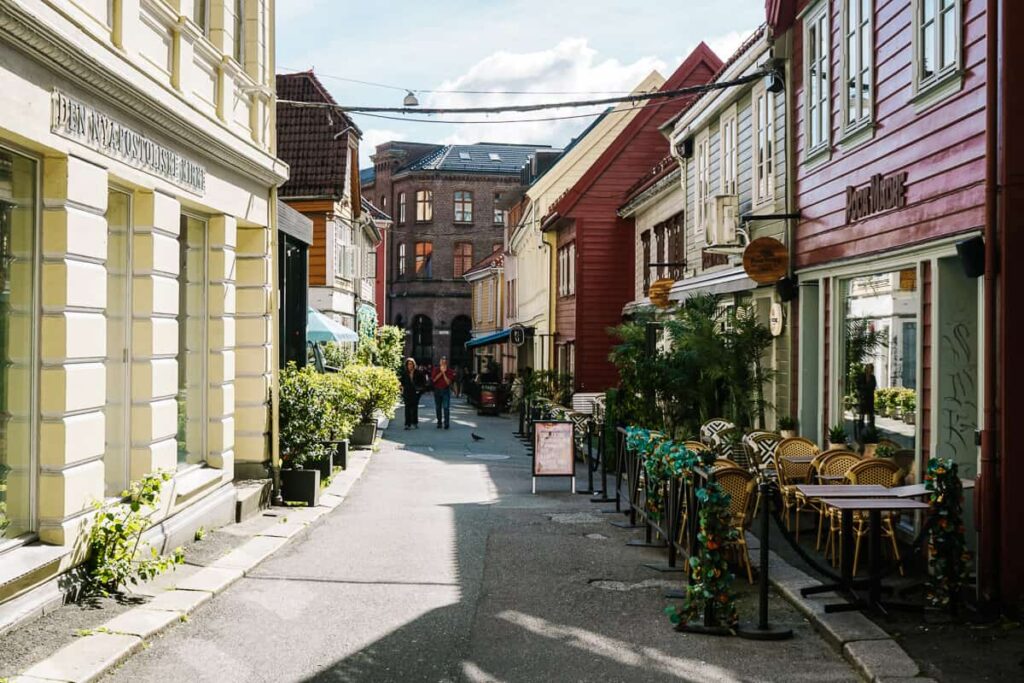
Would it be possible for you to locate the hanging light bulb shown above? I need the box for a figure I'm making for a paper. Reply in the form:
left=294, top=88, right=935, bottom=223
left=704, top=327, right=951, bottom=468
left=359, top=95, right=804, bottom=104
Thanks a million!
left=403, top=91, right=420, bottom=107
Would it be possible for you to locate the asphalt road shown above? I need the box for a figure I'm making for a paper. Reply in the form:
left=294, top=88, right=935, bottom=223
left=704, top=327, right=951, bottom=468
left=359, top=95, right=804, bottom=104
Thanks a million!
left=104, top=397, right=859, bottom=683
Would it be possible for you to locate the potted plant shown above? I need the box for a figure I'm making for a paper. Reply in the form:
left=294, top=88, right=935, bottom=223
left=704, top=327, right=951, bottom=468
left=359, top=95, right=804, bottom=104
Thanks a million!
left=827, top=423, right=848, bottom=451
left=778, top=416, right=797, bottom=439
left=336, top=364, right=401, bottom=448
left=860, top=425, right=880, bottom=457
left=278, top=363, right=333, bottom=505
left=875, top=443, right=897, bottom=460
left=874, top=389, right=889, bottom=418
left=900, top=389, right=917, bottom=424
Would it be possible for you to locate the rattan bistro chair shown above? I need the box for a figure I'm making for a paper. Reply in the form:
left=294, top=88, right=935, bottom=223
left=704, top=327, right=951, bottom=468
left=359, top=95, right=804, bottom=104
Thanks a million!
left=746, top=432, right=781, bottom=474
left=775, top=438, right=819, bottom=540
left=684, top=440, right=710, bottom=454
left=814, top=451, right=862, bottom=551
left=700, top=418, right=735, bottom=445
left=712, top=458, right=742, bottom=471
left=715, top=467, right=757, bottom=584
left=839, top=459, right=904, bottom=575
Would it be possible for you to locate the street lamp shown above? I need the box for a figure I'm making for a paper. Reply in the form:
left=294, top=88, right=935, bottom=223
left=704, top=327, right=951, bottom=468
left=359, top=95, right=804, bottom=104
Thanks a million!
left=403, top=91, right=420, bottom=107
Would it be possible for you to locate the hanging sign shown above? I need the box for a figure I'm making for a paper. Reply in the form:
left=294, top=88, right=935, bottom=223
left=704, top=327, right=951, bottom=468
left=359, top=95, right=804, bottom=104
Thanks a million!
left=532, top=420, right=576, bottom=493
left=769, top=302, right=784, bottom=337
left=648, top=278, right=675, bottom=308
left=510, top=324, right=527, bottom=346
left=742, top=237, right=789, bottom=285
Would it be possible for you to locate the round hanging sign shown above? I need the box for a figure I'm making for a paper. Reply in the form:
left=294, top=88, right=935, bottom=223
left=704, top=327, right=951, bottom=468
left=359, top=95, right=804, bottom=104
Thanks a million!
left=742, top=237, right=789, bottom=285
left=769, top=302, right=785, bottom=337
left=648, top=278, right=675, bottom=308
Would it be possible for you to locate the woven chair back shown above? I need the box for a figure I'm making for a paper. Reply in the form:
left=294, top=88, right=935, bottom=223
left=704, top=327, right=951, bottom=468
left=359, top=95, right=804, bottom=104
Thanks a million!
left=712, top=458, right=742, bottom=471
left=684, top=440, right=710, bottom=453
left=776, top=437, right=819, bottom=458
left=714, top=468, right=756, bottom=521
left=700, top=418, right=736, bottom=445
left=847, top=458, right=902, bottom=487
left=819, top=451, right=862, bottom=478
left=747, top=432, right=781, bottom=465
left=776, top=454, right=814, bottom=486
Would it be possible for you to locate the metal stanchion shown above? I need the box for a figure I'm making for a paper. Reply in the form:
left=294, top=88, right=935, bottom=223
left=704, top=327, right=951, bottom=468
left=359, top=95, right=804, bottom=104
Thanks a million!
left=737, top=480, right=794, bottom=641
left=592, top=424, right=615, bottom=504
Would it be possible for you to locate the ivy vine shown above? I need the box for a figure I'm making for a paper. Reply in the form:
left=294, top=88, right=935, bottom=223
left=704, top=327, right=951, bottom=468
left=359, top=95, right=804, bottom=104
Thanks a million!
left=925, top=457, right=971, bottom=610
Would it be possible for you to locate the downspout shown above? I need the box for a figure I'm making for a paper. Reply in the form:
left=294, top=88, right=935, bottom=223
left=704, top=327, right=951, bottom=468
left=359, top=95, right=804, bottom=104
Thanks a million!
left=268, top=0, right=283, bottom=505
left=979, top=0, right=999, bottom=605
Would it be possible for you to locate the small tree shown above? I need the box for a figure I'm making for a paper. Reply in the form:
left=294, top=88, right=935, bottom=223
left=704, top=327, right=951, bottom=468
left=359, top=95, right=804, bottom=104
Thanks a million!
left=279, top=363, right=335, bottom=468
left=375, top=325, right=405, bottom=373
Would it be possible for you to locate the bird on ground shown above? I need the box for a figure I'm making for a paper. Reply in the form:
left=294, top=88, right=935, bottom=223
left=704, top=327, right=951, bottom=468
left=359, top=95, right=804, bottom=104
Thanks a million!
left=471, top=433, right=484, bottom=441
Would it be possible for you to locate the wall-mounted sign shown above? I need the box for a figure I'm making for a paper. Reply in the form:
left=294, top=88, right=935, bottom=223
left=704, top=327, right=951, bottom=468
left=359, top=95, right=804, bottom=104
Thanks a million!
left=533, top=420, right=576, bottom=493
left=769, top=302, right=784, bottom=337
left=510, top=324, right=527, bottom=346
left=742, top=237, right=789, bottom=285
left=51, top=90, right=206, bottom=195
left=648, top=278, right=675, bottom=308
left=845, top=171, right=907, bottom=223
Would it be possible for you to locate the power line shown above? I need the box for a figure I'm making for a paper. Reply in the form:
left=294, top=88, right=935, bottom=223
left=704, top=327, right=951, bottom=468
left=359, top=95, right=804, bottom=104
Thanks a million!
left=278, top=69, right=770, bottom=115
left=349, top=98, right=668, bottom=125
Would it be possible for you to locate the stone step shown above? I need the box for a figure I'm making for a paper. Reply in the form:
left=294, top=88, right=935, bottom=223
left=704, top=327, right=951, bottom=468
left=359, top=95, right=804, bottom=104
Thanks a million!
left=234, top=479, right=271, bottom=523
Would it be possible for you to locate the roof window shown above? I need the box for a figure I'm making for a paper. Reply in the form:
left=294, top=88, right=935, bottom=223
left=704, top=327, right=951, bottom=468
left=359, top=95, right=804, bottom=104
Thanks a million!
left=489, top=153, right=501, bottom=161
left=459, top=152, right=471, bottom=160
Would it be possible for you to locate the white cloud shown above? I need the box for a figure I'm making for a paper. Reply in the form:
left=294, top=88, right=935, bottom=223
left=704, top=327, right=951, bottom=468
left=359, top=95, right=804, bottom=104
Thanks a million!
left=675, top=28, right=760, bottom=67
left=275, top=0, right=325, bottom=23
left=358, top=128, right=404, bottom=167
left=422, top=38, right=666, bottom=149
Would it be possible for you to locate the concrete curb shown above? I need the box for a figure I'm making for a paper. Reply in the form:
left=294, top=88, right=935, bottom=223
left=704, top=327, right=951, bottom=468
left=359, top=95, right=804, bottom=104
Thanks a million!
left=7, top=452, right=373, bottom=683
left=760, top=545, right=935, bottom=682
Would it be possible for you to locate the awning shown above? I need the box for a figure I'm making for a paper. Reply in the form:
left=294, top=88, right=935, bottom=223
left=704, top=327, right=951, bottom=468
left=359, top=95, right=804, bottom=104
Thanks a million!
left=465, top=329, right=510, bottom=349
left=307, top=307, right=359, bottom=343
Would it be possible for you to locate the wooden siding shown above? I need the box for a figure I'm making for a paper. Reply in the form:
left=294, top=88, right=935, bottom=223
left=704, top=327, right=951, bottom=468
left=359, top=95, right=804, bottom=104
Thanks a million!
left=793, top=0, right=988, bottom=268
left=555, top=225, right=577, bottom=344
left=282, top=199, right=334, bottom=287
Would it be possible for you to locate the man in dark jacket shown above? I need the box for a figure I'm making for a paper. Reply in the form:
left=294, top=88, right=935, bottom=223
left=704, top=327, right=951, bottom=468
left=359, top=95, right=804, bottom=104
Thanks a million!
left=399, top=357, right=422, bottom=429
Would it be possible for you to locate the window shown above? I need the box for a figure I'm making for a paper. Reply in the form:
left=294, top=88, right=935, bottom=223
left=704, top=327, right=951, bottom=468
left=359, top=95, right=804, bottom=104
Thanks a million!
left=695, top=131, right=711, bottom=232
left=653, top=223, right=667, bottom=279
left=641, top=230, right=652, bottom=294
left=233, top=0, right=245, bottom=65
left=105, top=189, right=132, bottom=497
left=719, top=106, right=738, bottom=195
left=665, top=213, right=684, bottom=280
left=913, top=0, right=961, bottom=95
left=493, top=193, right=505, bottom=224
left=454, top=191, right=473, bottom=223
left=558, top=243, right=575, bottom=297
left=805, top=3, right=831, bottom=155
left=398, top=192, right=406, bottom=224
left=415, top=190, right=432, bottom=222
left=366, top=252, right=376, bottom=279
left=415, top=241, right=432, bottom=278
left=454, top=242, right=474, bottom=277
left=474, top=282, right=483, bottom=322
left=842, top=0, right=873, bottom=132
left=193, top=0, right=208, bottom=32
left=752, top=83, right=776, bottom=205
left=178, top=215, right=208, bottom=467
left=398, top=242, right=406, bottom=276
left=507, top=279, right=516, bottom=318
left=459, top=152, right=471, bottom=160
left=489, top=153, right=501, bottom=161
left=334, top=222, right=354, bottom=279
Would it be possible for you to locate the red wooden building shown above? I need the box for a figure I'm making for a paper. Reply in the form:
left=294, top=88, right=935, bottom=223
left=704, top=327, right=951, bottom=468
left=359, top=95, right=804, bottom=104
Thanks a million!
left=771, top=0, right=1024, bottom=609
left=544, top=45, right=723, bottom=393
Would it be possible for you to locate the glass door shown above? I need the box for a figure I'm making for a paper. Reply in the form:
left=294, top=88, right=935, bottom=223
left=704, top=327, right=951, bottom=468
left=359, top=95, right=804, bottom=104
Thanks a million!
left=0, top=148, right=38, bottom=547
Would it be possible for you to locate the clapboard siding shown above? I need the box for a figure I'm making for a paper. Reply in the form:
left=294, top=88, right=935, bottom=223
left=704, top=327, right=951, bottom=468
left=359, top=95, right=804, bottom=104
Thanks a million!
left=793, top=0, right=988, bottom=269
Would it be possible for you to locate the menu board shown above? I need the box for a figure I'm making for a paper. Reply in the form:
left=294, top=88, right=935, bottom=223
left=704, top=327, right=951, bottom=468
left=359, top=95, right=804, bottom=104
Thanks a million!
left=533, top=421, right=575, bottom=477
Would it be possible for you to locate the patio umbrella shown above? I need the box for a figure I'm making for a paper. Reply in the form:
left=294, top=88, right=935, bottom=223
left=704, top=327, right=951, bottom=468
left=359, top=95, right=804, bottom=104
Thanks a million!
left=306, top=307, right=358, bottom=343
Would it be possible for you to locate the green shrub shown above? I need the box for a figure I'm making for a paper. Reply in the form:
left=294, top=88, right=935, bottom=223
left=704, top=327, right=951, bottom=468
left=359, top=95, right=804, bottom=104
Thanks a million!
left=375, top=325, right=405, bottom=373
left=279, top=363, right=335, bottom=468
left=322, top=342, right=355, bottom=369
left=875, top=443, right=897, bottom=459
left=828, top=423, right=848, bottom=444
left=777, top=416, right=797, bottom=431
left=335, top=364, right=400, bottom=424
left=79, top=472, right=184, bottom=597
left=899, top=388, right=917, bottom=415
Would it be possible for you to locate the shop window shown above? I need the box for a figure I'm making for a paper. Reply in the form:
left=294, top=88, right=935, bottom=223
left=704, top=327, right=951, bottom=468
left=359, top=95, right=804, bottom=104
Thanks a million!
left=804, top=2, right=831, bottom=158
left=454, top=191, right=473, bottom=223
left=454, top=242, right=473, bottom=277
left=415, top=241, right=432, bottom=278
left=105, top=189, right=132, bottom=497
left=415, top=190, right=432, bottom=222
left=0, top=148, right=38, bottom=545
left=842, top=0, right=874, bottom=133
left=840, top=270, right=918, bottom=454
left=178, top=215, right=209, bottom=467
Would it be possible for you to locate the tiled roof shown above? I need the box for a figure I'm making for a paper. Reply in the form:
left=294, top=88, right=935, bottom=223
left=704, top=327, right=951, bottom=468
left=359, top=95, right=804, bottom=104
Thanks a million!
left=359, top=167, right=376, bottom=186
left=276, top=71, right=360, bottom=198
left=361, top=196, right=390, bottom=221
left=464, top=247, right=504, bottom=276
left=399, top=143, right=551, bottom=175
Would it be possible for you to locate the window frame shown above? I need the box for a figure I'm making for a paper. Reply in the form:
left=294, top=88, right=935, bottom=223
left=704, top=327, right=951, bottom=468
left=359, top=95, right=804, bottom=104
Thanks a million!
left=414, top=241, right=432, bottom=279
left=718, top=104, right=738, bottom=196
left=841, top=0, right=875, bottom=137
left=752, top=82, right=776, bottom=206
left=398, top=192, right=406, bottom=224
left=193, top=0, right=209, bottom=33
left=454, top=241, right=474, bottom=277
left=415, top=190, right=433, bottom=223
left=493, top=193, right=505, bottom=224
left=803, top=1, right=832, bottom=162
left=233, top=0, right=245, bottom=66
left=454, top=190, right=474, bottom=223
left=911, top=0, right=963, bottom=104
left=397, top=242, right=406, bottom=277
left=694, top=129, right=711, bottom=234
left=177, top=212, right=209, bottom=470
left=104, top=187, right=133, bottom=498
left=640, top=230, right=652, bottom=294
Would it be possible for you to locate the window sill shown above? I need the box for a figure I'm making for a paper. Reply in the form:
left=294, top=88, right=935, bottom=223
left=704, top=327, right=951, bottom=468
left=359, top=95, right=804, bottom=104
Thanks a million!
left=0, top=540, right=68, bottom=597
left=838, top=122, right=875, bottom=152
left=173, top=465, right=225, bottom=505
left=912, top=70, right=965, bottom=114
left=803, top=144, right=832, bottom=170
left=454, top=221, right=474, bottom=226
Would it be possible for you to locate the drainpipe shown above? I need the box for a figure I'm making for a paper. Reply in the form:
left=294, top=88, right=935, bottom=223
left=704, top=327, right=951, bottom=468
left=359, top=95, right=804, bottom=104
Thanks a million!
left=979, top=0, right=999, bottom=606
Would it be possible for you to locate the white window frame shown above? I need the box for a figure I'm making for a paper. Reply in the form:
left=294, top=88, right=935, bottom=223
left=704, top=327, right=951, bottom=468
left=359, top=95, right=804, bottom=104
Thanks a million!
left=841, top=0, right=874, bottom=136
left=398, top=192, right=406, bottom=224
left=398, top=242, right=406, bottom=276
left=911, top=0, right=963, bottom=102
left=803, top=1, right=832, bottom=160
left=718, top=104, right=738, bottom=195
left=454, top=190, right=473, bottom=223
left=415, top=190, right=432, bottom=222
left=695, top=129, right=711, bottom=235
left=568, top=242, right=576, bottom=295
left=192, top=0, right=209, bottom=33
left=493, top=193, right=505, bottom=224
left=752, top=82, right=776, bottom=206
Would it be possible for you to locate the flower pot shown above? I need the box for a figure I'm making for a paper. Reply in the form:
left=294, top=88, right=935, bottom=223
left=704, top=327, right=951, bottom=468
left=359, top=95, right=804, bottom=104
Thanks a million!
left=780, top=430, right=796, bottom=439
left=280, top=467, right=320, bottom=506
left=350, top=421, right=378, bottom=448
left=862, top=443, right=878, bottom=458
left=903, top=413, right=916, bottom=425
left=312, top=451, right=333, bottom=482
left=826, top=440, right=847, bottom=451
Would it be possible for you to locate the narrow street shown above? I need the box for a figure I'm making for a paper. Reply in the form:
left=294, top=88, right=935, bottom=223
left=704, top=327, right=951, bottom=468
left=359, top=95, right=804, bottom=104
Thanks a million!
left=103, top=397, right=857, bottom=683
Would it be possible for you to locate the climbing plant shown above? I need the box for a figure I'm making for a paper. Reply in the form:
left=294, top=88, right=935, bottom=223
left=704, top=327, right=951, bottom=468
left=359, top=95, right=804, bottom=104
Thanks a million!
left=925, top=457, right=971, bottom=611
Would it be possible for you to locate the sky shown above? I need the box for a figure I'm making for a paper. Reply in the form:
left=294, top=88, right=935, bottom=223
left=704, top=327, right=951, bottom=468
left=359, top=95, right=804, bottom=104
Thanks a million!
left=275, top=1, right=766, bottom=167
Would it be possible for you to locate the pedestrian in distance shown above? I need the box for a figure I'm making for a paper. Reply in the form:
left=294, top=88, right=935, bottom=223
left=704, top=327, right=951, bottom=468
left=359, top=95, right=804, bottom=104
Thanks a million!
left=431, top=356, right=456, bottom=429
left=855, top=363, right=878, bottom=441
left=399, top=357, right=422, bottom=430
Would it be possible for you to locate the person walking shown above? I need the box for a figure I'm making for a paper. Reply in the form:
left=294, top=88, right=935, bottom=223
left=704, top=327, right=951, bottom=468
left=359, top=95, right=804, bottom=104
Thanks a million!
left=855, top=363, right=878, bottom=441
left=399, top=357, right=422, bottom=430
left=431, top=356, right=456, bottom=429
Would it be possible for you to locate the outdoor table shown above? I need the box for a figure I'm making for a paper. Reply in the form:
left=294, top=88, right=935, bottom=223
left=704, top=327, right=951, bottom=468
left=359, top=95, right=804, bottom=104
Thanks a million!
left=795, top=484, right=889, bottom=498
left=891, top=479, right=975, bottom=498
left=781, top=455, right=815, bottom=464
left=809, top=497, right=930, bottom=614
left=815, top=473, right=850, bottom=483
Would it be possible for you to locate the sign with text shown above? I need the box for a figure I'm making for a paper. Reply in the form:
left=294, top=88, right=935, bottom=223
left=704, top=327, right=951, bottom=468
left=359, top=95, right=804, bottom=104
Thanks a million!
left=742, top=237, right=789, bottom=284
left=510, top=324, right=527, bottom=347
left=845, top=171, right=907, bottom=223
left=51, top=90, right=206, bottom=195
left=533, top=421, right=575, bottom=477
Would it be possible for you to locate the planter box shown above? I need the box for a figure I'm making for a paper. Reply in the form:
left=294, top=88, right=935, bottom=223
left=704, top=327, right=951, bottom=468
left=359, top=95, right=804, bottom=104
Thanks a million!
left=780, top=430, right=797, bottom=439
left=350, top=421, right=377, bottom=448
left=862, top=443, right=878, bottom=458
left=280, top=468, right=320, bottom=506
left=312, top=451, right=333, bottom=482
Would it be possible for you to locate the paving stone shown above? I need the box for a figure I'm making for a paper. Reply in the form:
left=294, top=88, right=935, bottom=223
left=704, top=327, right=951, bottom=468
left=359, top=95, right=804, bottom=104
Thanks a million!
left=318, top=493, right=344, bottom=508
left=210, top=535, right=288, bottom=571
left=22, top=633, right=140, bottom=683
left=274, top=507, right=325, bottom=525
left=127, top=564, right=200, bottom=598
left=9, top=676, right=64, bottom=683
left=101, top=608, right=180, bottom=639
left=172, top=566, right=244, bottom=594
left=843, top=639, right=920, bottom=680
left=875, top=678, right=938, bottom=683
left=140, top=589, right=212, bottom=614
left=256, top=522, right=307, bottom=539
left=816, top=612, right=891, bottom=649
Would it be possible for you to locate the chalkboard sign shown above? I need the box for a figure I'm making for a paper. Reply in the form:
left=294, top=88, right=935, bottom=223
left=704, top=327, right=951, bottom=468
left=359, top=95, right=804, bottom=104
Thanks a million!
left=532, top=420, right=576, bottom=493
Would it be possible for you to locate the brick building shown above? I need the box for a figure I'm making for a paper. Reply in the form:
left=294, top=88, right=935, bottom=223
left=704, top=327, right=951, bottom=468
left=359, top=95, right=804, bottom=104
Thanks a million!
left=362, top=142, right=550, bottom=369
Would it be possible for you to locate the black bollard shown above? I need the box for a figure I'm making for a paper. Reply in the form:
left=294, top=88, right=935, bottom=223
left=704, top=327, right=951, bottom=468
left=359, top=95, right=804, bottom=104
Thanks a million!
left=737, top=480, right=794, bottom=640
